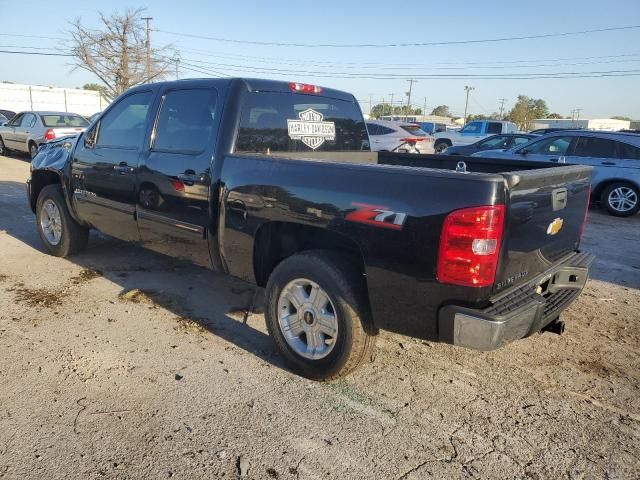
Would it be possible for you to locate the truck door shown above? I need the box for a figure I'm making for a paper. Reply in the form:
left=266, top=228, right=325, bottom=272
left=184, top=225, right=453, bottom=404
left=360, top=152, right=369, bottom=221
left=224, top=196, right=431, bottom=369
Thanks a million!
left=458, top=121, right=484, bottom=145
left=136, top=87, right=219, bottom=268
left=71, top=90, right=154, bottom=242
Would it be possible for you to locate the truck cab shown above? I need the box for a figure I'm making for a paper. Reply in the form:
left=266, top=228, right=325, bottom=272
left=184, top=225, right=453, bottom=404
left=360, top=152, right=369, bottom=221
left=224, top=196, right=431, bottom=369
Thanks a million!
left=434, top=120, right=518, bottom=153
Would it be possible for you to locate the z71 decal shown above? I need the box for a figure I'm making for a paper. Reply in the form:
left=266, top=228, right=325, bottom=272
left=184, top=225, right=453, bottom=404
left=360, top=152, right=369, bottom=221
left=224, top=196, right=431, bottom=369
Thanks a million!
left=345, top=202, right=407, bottom=230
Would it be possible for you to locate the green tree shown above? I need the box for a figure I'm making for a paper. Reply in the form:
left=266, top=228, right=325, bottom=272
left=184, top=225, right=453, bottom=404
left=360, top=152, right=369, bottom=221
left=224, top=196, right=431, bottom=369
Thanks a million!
left=506, top=95, right=550, bottom=130
left=611, top=116, right=632, bottom=121
left=431, top=105, right=451, bottom=117
left=548, top=112, right=563, bottom=119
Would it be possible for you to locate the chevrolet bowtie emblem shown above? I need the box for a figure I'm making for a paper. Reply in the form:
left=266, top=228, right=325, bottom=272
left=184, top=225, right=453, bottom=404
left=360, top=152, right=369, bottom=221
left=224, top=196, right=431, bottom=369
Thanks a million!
left=547, top=218, right=564, bottom=235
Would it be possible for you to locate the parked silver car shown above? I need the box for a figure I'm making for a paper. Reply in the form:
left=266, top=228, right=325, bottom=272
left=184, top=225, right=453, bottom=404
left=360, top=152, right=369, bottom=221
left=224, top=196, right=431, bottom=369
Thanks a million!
left=472, top=130, right=640, bottom=216
left=0, top=111, right=89, bottom=158
left=366, top=119, right=435, bottom=154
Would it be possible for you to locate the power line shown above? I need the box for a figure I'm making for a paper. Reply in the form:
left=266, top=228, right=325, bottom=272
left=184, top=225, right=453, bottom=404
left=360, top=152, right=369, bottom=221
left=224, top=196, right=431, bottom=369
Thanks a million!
left=155, top=24, right=640, bottom=48
left=0, top=50, right=73, bottom=57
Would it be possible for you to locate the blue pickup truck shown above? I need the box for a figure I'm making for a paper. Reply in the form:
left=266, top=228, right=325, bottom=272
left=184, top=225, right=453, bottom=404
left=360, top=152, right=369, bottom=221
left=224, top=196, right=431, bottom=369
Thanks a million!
left=434, top=120, right=518, bottom=153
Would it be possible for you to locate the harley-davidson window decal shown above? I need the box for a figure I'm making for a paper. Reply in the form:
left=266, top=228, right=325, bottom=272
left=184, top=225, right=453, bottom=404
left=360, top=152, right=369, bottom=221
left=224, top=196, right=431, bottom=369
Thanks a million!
left=287, top=109, right=336, bottom=150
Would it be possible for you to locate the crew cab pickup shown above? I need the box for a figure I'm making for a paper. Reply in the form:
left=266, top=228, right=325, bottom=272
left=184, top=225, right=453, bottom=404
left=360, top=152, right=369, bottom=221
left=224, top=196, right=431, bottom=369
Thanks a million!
left=434, top=120, right=518, bottom=153
left=27, top=78, right=594, bottom=380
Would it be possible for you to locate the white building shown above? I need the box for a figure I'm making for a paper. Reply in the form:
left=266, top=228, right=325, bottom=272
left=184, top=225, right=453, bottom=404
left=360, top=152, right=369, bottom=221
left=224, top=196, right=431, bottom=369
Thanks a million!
left=0, top=83, right=109, bottom=116
left=531, top=118, right=631, bottom=131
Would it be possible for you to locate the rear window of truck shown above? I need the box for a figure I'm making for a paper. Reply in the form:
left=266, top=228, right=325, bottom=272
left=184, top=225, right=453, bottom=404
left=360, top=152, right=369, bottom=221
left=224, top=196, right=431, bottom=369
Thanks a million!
left=235, top=92, right=369, bottom=153
left=41, top=114, right=89, bottom=128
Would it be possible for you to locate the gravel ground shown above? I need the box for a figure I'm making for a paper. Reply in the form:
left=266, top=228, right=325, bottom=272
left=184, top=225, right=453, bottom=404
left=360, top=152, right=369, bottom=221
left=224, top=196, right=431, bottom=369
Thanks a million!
left=0, top=154, right=638, bottom=480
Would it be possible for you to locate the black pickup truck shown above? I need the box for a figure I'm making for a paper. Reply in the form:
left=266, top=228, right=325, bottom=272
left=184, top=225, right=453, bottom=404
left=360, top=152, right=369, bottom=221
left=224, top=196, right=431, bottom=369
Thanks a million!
left=27, top=78, right=594, bottom=379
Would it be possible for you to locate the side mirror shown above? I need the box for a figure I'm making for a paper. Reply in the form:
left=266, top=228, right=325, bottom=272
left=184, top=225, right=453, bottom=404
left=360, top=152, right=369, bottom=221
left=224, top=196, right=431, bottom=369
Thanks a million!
left=83, top=125, right=98, bottom=149
left=520, top=149, right=529, bottom=156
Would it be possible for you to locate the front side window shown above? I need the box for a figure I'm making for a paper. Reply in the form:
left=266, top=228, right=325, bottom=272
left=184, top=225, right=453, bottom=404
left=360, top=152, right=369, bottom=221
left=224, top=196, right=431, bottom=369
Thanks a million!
left=9, top=114, right=23, bottom=127
left=460, top=122, right=483, bottom=134
left=525, top=136, right=573, bottom=155
left=572, top=136, right=617, bottom=158
left=97, top=91, right=152, bottom=149
left=478, top=135, right=508, bottom=149
left=153, top=88, right=218, bottom=154
left=235, top=92, right=368, bottom=153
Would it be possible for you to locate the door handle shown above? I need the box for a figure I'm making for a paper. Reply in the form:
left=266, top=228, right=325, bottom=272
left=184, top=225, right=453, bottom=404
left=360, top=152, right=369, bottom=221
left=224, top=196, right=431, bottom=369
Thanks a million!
left=113, top=162, right=134, bottom=174
left=549, top=158, right=559, bottom=162
left=601, top=161, right=616, bottom=166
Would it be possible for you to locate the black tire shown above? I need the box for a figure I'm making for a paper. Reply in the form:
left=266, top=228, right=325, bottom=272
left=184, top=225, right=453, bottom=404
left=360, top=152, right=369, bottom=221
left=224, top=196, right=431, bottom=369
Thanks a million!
left=600, top=182, right=640, bottom=217
left=36, top=184, right=89, bottom=257
left=0, top=136, right=6, bottom=156
left=29, top=141, right=39, bottom=159
left=264, top=251, right=376, bottom=380
left=434, top=140, right=450, bottom=154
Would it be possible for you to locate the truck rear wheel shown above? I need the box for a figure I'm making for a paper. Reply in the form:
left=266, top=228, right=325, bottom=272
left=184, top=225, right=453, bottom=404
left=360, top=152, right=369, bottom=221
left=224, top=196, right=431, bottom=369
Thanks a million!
left=36, top=184, right=89, bottom=257
left=264, top=251, right=376, bottom=380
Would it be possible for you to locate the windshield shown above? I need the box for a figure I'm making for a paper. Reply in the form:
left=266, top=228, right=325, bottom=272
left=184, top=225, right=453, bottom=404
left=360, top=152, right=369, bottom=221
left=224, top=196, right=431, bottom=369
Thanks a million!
left=235, top=92, right=369, bottom=153
left=41, top=114, right=89, bottom=128
left=401, top=125, right=427, bottom=137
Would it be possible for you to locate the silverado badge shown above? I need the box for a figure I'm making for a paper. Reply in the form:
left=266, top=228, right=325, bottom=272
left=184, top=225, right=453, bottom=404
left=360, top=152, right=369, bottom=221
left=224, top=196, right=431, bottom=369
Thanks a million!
left=287, top=109, right=336, bottom=150
left=546, top=217, right=564, bottom=235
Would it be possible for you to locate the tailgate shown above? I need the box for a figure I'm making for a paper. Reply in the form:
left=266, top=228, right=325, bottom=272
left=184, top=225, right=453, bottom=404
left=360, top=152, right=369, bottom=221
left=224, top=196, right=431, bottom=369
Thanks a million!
left=495, top=165, right=592, bottom=293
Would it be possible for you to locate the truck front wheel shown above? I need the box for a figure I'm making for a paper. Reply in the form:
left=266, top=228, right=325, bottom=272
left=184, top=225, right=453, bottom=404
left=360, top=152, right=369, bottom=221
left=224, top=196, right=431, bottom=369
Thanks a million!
left=264, top=251, right=376, bottom=380
left=36, top=184, right=89, bottom=257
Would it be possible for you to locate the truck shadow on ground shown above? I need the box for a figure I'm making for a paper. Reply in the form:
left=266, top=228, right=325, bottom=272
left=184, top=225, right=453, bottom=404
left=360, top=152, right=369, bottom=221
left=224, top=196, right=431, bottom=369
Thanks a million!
left=0, top=180, right=287, bottom=373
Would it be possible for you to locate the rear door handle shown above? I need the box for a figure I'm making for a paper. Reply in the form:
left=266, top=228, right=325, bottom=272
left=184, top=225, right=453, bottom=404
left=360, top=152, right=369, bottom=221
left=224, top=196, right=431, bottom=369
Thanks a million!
left=601, top=161, right=616, bottom=166
left=113, top=162, right=134, bottom=174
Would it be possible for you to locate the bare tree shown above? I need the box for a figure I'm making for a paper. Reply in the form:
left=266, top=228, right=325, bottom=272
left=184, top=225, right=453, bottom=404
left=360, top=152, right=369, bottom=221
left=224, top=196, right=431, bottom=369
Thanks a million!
left=68, top=8, right=175, bottom=99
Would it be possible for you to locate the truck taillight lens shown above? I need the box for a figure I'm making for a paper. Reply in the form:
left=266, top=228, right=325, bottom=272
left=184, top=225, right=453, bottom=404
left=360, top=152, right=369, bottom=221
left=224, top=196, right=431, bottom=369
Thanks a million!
left=437, top=205, right=505, bottom=288
left=288, top=82, right=323, bottom=94
left=44, top=129, right=55, bottom=140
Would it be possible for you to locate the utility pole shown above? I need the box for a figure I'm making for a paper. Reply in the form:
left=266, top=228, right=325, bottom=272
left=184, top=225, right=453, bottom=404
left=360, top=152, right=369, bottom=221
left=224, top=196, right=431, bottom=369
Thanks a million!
left=142, top=16, right=153, bottom=80
left=389, top=93, right=394, bottom=118
left=173, top=54, right=180, bottom=80
left=498, top=98, right=507, bottom=119
left=406, top=79, right=417, bottom=120
left=368, top=93, right=373, bottom=117
left=463, top=85, right=475, bottom=124
left=423, top=96, right=427, bottom=119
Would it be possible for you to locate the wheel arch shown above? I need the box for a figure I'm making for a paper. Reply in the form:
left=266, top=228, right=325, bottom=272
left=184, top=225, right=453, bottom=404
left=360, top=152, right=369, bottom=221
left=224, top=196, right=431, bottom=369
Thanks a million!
left=592, top=178, right=640, bottom=200
left=253, top=221, right=368, bottom=290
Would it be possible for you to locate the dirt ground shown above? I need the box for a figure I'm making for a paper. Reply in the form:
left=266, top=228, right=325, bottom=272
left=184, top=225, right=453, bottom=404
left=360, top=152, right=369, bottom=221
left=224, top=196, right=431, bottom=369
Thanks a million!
left=0, top=153, right=638, bottom=480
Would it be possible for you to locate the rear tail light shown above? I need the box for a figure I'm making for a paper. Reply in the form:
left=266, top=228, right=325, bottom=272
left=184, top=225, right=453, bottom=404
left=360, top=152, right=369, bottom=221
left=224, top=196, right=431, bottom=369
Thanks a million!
left=578, top=185, right=591, bottom=240
left=400, top=137, right=426, bottom=144
left=44, top=129, right=56, bottom=141
left=170, top=179, right=185, bottom=191
left=437, top=205, right=505, bottom=287
left=288, top=82, right=323, bottom=94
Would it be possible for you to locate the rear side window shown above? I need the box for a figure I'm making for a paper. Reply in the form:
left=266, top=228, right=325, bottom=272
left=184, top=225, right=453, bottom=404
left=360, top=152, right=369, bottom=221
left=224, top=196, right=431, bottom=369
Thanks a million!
left=235, top=92, right=368, bottom=153
left=41, top=115, right=88, bottom=128
left=512, top=136, right=532, bottom=146
left=573, top=136, right=617, bottom=158
left=618, top=141, right=640, bottom=160
left=401, top=125, right=427, bottom=137
left=97, top=91, right=152, bottom=149
left=487, top=122, right=502, bottom=134
left=366, top=123, right=381, bottom=135
left=153, top=88, right=218, bottom=154
left=21, top=113, right=36, bottom=128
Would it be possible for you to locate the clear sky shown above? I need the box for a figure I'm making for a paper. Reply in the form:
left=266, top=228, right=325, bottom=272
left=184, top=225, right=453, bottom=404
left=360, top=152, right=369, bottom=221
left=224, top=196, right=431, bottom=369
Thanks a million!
left=1, top=0, right=639, bottom=119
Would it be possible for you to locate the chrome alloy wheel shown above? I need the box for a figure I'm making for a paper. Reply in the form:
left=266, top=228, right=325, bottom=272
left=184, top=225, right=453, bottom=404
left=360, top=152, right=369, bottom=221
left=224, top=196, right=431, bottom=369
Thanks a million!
left=608, top=186, right=638, bottom=213
left=277, top=278, right=339, bottom=360
left=40, top=199, right=62, bottom=245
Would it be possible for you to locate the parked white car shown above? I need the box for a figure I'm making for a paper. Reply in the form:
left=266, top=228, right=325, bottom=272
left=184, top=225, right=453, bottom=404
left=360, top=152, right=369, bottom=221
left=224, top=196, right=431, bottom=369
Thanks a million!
left=366, top=119, right=435, bottom=154
left=433, top=120, right=518, bottom=153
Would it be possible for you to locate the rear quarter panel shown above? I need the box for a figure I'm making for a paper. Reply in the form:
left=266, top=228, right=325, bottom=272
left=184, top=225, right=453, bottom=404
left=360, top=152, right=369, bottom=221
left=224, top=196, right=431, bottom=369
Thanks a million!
left=218, top=154, right=505, bottom=339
